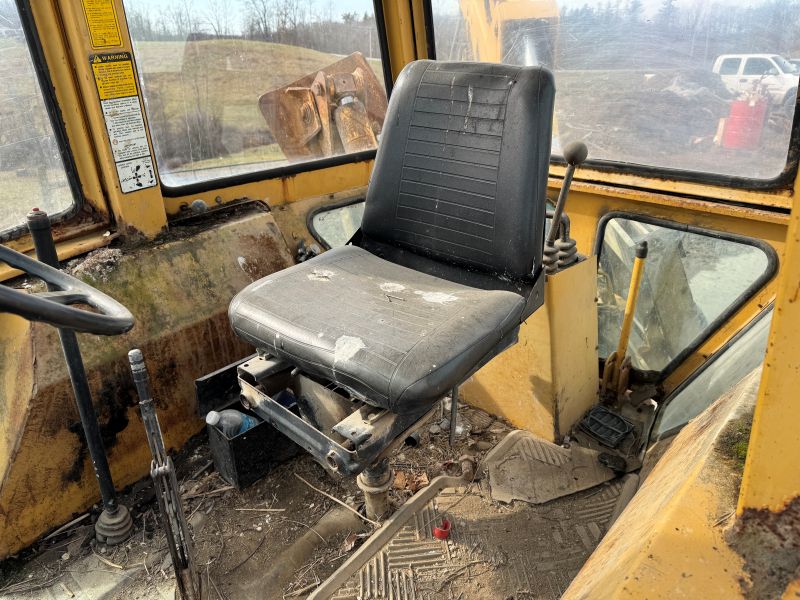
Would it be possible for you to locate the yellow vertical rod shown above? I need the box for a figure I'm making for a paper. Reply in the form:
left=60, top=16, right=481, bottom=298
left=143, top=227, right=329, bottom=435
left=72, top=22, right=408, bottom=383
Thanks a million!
left=615, top=241, right=648, bottom=362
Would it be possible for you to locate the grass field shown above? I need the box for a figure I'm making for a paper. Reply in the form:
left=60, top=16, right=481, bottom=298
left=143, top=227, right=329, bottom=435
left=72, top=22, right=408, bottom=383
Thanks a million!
left=0, top=37, right=74, bottom=231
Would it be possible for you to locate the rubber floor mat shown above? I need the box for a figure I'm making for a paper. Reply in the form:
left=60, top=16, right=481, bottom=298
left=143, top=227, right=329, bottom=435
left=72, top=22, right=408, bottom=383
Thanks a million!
left=484, top=430, right=616, bottom=504
left=311, top=438, right=637, bottom=600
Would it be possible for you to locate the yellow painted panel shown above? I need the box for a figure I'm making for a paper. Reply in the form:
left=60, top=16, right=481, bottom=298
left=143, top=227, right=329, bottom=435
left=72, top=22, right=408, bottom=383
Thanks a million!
left=739, top=173, right=800, bottom=513
left=462, top=258, right=598, bottom=440
left=564, top=370, right=760, bottom=599
left=0, top=210, right=293, bottom=558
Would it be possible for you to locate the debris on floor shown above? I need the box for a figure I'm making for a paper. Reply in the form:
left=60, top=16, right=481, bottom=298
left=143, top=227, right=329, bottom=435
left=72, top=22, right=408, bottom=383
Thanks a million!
left=0, top=402, right=506, bottom=600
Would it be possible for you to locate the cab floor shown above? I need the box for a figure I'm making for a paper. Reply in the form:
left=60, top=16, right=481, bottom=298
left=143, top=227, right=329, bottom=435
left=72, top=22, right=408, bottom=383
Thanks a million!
left=313, top=433, right=639, bottom=600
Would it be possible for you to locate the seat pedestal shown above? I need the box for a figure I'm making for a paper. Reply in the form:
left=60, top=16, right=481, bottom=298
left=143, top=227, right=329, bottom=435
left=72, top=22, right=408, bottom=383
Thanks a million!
left=357, top=459, right=393, bottom=520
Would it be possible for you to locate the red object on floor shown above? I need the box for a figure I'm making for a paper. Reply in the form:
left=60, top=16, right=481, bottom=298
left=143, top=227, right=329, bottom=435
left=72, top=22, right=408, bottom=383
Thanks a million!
left=433, top=519, right=451, bottom=540
left=722, top=98, right=768, bottom=150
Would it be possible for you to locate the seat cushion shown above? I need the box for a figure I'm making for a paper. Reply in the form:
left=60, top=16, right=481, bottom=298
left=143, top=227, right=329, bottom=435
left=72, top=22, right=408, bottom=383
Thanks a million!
left=229, top=246, right=525, bottom=413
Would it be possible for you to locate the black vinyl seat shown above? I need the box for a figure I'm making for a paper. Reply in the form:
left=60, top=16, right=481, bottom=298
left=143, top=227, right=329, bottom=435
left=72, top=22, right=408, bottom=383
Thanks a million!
left=230, top=245, right=526, bottom=413
left=230, top=60, right=554, bottom=416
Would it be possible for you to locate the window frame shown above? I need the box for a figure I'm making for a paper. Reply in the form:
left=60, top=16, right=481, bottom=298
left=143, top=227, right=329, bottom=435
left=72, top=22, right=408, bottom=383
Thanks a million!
left=127, top=0, right=395, bottom=199
left=0, top=0, right=85, bottom=242
left=424, top=0, right=800, bottom=193
left=592, top=211, right=778, bottom=383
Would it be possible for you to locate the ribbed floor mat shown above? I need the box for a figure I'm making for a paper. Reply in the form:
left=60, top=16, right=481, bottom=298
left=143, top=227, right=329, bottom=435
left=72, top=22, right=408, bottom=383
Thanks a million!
left=311, top=435, right=637, bottom=600
left=484, top=430, right=616, bottom=504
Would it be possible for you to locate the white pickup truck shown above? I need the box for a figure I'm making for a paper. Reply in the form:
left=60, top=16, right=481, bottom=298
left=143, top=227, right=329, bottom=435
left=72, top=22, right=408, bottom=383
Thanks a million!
left=712, top=54, right=798, bottom=112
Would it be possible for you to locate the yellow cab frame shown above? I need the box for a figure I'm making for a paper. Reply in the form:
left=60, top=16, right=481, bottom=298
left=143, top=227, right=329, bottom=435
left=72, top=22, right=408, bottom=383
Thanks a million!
left=0, top=0, right=798, bottom=596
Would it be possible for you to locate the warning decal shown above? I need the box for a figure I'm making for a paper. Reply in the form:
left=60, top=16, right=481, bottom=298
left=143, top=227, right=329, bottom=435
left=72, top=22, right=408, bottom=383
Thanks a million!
left=90, top=53, right=137, bottom=100
left=90, top=52, right=157, bottom=194
left=81, top=0, right=122, bottom=49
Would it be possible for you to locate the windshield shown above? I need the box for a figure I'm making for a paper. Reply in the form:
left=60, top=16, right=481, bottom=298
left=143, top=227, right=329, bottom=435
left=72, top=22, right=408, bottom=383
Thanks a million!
left=772, top=55, right=797, bottom=74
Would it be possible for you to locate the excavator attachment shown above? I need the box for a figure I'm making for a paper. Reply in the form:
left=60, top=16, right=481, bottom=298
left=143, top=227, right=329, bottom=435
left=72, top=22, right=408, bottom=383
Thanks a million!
left=258, top=53, right=388, bottom=161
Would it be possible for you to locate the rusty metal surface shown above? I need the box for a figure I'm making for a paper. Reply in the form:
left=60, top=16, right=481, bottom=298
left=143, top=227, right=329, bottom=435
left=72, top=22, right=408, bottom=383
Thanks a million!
left=259, top=53, right=387, bottom=161
left=0, top=209, right=294, bottom=558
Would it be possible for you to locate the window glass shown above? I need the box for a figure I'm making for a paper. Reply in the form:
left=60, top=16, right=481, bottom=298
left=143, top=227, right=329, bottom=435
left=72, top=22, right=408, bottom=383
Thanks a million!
left=310, top=200, right=364, bottom=248
left=0, top=3, right=75, bottom=233
left=597, top=217, right=771, bottom=373
left=743, top=57, right=774, bottom=76
left=124, top=0, right=388, bottom=188
left=431, top=0, right=798, bottom=181
left=654, top=308, right=771, bottom=437
left=719, top=58, right=741, bottom=76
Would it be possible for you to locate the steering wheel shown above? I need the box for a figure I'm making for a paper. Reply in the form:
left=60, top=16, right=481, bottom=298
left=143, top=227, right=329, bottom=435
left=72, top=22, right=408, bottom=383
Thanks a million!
left=0, top=244, right=134, bottom=336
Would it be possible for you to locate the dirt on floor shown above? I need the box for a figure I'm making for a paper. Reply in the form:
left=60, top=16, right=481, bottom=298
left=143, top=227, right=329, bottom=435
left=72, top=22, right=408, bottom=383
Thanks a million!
left=0, top=403, right=510, bottom=600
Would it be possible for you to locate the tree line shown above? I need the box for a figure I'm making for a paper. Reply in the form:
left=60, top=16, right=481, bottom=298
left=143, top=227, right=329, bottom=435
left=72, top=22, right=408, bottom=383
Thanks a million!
left=124, top=0, right=382, bottom=59
left=558, top=0, right=800, bottom=69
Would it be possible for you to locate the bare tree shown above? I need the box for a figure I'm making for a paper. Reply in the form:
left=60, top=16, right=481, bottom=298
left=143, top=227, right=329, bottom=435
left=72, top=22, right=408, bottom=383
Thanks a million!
left=206, top=0, right=234, bottom=37
left=160, top=0, right=202, bottom=39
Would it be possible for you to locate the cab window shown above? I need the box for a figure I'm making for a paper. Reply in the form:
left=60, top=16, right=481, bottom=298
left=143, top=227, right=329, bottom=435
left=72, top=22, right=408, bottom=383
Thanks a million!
left=719, top=58, right=741, bottom=76
left=743, top=57, right=775, bottom=76
left=123, top=0, right=388, bottom=189
left=0, top=3, right=76, bottom=234
left=430, top=0, right=798, bottom=183
left=596, top=216, right=775, bottom=376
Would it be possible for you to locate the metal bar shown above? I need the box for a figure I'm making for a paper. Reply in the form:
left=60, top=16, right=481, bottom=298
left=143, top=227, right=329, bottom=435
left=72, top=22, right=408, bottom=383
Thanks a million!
left=27, top=209, right=118, bottom=512
left=449, top=386, right=459, bottom=447
left=129, top=349, right=198, bottom=599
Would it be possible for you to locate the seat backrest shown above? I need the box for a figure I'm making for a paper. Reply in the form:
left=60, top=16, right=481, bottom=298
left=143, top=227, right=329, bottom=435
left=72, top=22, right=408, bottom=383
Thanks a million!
left=361, top=60, right=554, bottom=280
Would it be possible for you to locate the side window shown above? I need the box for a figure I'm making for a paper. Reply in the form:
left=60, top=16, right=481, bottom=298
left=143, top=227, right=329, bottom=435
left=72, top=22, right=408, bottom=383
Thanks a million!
left=719, top=58, right=741, bottom=75
left=0, top=4, right=76, bottom=234
left=743, top=57, right=775, bottom=76
left=124, top=1, right=388, bottom=189
left=596, top=216, right=775, bottom=376
left=653, top=308, right=771, bottom=438
left=309, top=200, right=364, bottom=249
left=431, top=1, right=798, bottom=182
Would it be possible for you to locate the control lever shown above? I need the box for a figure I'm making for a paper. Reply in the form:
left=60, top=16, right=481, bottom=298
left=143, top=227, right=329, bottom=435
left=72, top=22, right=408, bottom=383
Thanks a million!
left=129, top=349, right=200, bottom=600
left=544, top=142, right=588, bottom=274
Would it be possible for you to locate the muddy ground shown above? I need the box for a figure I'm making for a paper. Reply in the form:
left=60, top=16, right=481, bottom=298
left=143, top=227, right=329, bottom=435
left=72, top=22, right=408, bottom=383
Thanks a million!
left=0, top=403, right=507, bottom=599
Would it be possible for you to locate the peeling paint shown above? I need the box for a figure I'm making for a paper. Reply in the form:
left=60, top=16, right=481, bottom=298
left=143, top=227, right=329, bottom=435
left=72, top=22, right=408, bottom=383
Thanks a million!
left=414, top=290, right=458, bottom=304
left=464, top=84, right=473, bottom=129
left=308, top=269, right=335, bottom=281
left=380, top=283, right=405, bottom=293
left=334, top=336, right=365, bottom=363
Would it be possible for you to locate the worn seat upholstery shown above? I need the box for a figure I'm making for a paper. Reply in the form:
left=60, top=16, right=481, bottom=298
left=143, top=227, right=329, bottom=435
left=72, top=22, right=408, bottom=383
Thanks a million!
left=230, top=60, right=555, bottom=414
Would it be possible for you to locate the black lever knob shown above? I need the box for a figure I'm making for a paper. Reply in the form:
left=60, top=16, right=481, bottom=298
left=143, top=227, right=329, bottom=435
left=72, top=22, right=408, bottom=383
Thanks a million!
left=563, top=141, right=588, bottom=166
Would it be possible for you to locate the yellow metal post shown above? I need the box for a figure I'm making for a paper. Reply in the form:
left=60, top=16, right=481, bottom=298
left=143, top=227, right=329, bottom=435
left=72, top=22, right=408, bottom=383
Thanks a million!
left=615, top=241, right=648, bottom=362
left=738, top=188, right=800, bottom=513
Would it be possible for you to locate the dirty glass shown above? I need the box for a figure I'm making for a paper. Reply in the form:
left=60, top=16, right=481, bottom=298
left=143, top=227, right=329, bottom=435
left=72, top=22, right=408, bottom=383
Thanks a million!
left=596, top=217, right=770, bottom=373
left=431, top=0, right=798, bottom=181
left=311, top=201, right=364, bottom=248
left=654, top=307, right=770, bottom=437
left=0, top=3, right=75, bottom=234
left=124, top=0, right=388, bottom=188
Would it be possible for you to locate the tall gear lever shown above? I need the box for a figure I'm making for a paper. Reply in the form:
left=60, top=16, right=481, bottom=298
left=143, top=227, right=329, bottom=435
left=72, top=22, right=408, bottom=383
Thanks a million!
left=601, top=241, right=649, bottom=404
left=129, top=349, right=200, bottom=600
left=544, top=142, right=588, bottom=275
left=25, top=209, right=134, bottom=546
